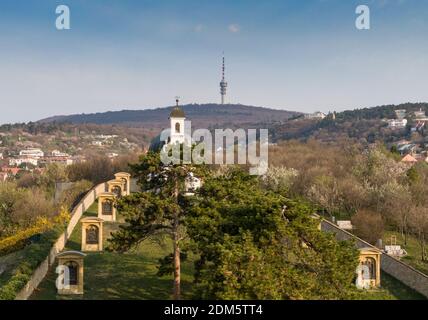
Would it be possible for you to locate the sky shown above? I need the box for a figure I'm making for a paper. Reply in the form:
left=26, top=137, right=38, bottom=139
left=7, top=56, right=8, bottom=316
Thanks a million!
left=1, top=0, right=428, bottom=123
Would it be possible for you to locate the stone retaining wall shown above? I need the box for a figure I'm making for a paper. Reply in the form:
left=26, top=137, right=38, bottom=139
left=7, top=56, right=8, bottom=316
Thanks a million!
left=14, top=183, right=106, bottom=300
left=321, top=219, right=428, bottom=298
left=381, top=252, right=428, bottom=297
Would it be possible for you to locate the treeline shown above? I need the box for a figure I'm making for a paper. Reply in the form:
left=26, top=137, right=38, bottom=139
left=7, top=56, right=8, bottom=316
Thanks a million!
left=0, top=171, right=90, bottom=241
left=0, top=153, right=138, bottom=240
left=0, top=122, right=156, bottom=147
left=268, top=140, right=428, bottom=263
left=337, top=103, right=428, bottom=122
left=273, top=118, right=393, bottom=144
left=0, top=153, right=142, bottom=299
left=67, top=153, right=139, bottom=184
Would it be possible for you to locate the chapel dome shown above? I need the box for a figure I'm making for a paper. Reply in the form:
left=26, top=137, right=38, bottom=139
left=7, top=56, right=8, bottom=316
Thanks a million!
left=169, top=106, right=185, bottom=118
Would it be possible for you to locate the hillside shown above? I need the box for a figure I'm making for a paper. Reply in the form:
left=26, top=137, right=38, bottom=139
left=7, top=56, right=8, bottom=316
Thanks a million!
left=38, top=104, right=300, bottom=129
left=272, top=102, right=428, bottom=144
left=15, top=102, right=428, bottom=148
left=40, top=101, right=428, bottom=144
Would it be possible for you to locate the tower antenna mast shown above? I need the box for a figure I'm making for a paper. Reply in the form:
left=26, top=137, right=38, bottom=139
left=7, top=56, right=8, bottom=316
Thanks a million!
left=220, top=53, right=228, bottom=105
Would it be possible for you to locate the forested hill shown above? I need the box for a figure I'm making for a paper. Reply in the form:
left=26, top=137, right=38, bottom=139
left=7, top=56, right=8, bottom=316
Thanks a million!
left=335, top=102, right=428, bottom=121
left=272, top=102, right=428, bottom=143
left=35, top=102, right=428, bottom=144
left=38, top=104, right=300, bottom=128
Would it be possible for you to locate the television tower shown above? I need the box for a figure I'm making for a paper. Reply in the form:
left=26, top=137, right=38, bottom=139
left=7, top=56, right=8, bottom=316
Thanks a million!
left=220, top=54, right=228, bottom=105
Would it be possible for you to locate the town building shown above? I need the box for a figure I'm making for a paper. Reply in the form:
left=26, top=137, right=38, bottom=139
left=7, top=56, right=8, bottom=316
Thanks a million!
left=397, top=143, right=416, bottom=155
left=411, top=121, right=425, bottom=133
left=51, top=150, right=70, bottom=157
left=9, top=157, right=38, bottom=167
left=41, top=156, right=73, bottom=166
left=387, top=119, right=408, bottom=129
left=19, top=148, right=44, bottom=158
left=414, top=108, right=428, bottom=120
left=401, top=154, right=418, bottom=164
left=304, top=111, right=326, bottom=120
left=71, top=155, right=87, bottom=164
left=1, top=167, right=20, bottom=176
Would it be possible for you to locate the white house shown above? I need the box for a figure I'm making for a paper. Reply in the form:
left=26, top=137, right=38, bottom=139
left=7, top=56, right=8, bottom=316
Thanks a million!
left=19, top=148, right=44, bottom=158
left=9, top=157, right=38, bottom=167
left=304, top=111, right=326, bottom=120
left=414, top=108, right=427, bottom=119
left=51, top=150, right=70, bottom=157
left=43, top=157, right=74, bottom=166
left=387, top=119, right=407, bottom=129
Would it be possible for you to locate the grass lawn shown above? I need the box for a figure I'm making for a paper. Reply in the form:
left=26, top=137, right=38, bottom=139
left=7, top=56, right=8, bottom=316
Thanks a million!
left=0, top=250, right=24, bottom=285
left=348, top=272, right=425, bottom=300
left=383, top=231, right=428, bottom=275
left=30, top=202, right=194, bottom=300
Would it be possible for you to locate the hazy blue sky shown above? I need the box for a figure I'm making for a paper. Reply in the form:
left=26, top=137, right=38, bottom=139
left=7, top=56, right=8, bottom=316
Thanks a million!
left=1, top=0, right=428, bottom=123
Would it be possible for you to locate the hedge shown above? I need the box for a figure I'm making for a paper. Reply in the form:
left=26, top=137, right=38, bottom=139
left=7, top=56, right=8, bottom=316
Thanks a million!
left=0, top=210, right=69, bottom=300
left=0, top=227, right=64, bottom=300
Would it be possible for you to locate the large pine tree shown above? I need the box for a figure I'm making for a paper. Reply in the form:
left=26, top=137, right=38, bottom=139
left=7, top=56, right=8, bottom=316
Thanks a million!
left=107, top=151, right=206, bottom=299
left=186, top=169, right=362, bottom=299
left=108, top=151, right=362, bottom=300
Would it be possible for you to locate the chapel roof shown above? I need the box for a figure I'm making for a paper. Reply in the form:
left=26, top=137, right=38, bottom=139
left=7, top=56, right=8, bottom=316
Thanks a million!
left=170, top=98, right=185, bottom=118
left=170, top=106, right=185, bottom=118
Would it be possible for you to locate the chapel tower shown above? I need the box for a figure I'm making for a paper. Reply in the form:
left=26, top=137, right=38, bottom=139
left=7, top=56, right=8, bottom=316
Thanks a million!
left=169, top=98, right=186, bottom=145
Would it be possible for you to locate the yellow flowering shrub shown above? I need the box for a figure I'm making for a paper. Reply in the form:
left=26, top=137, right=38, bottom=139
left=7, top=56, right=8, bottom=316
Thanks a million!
left=0, top=211, right=68, bottom=254
left=55, top=206, right=71, bottom=225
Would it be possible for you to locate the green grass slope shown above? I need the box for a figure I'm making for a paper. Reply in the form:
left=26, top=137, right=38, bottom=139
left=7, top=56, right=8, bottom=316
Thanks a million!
left=29, top=203, right=424, bottom=300
left=30, top=203, right=194, bottom=300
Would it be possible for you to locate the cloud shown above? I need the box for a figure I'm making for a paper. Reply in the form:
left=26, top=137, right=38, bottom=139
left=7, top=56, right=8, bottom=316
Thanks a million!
left=228, top=24, right=240, bottom=33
